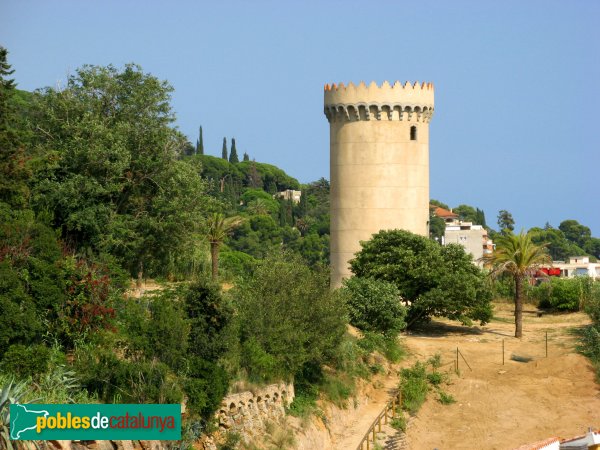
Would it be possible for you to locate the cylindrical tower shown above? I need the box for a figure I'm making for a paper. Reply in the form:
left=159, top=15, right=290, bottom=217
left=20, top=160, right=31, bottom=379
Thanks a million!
left=324, top=80, right=435, bottom=288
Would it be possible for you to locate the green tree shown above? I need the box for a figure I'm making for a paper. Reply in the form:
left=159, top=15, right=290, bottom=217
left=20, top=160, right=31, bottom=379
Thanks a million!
left=350, top=230, right=492, bottom=328
left=559, top=220, right=592, bottom=249
left=497, top=210, right=515, bottom=234
left=429, top=210, right=445, bottom=243
left=243, top=152, right=249, bottom=162
left=221, top=137, right=228, bottom=160
left=196, top=125, right=204, bottom=155
left=453, top=204, right=477, bottom=222
left=29, top=64, right=211, bottom=278
left=206, top=213, right=243, bottom=280
left=475, top=208, right=487, bottom=228
left=0, top=46, right=31, bottom=208
left=233, top=252, right=347, bottom=382
left=341, top=277, right=407, bottom=337
left=184, top=280, right=234, bottom=362
left=529, top=226, right=585, bottom=261
left=584, top=237, right=600, bottom=259
left=429, top=199, right=449, bottom=210
left=246, top=161, right=262, bottom=188
left=229, top=137, right=239, bottom=164
left=482, top=231, right=551, bottom=337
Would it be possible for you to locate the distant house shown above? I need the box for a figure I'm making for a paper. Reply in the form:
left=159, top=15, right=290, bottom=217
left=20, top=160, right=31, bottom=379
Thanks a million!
left=514, top=429, right=600, bottom=450
left=513, top=437, right=560, bottom=450
left=275, top=189, right=302, bottom=204
left=443, top=220, right=494, bottom=267
left=560, top=428, right=600, bottom=449
left=542, top=256, right=600, bottom=279
left=430, top=205, right=459, bottom=223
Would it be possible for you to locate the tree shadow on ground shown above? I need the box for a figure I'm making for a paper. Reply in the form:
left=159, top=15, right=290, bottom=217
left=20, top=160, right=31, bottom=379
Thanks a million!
left=406, top=320, right=513, bottom=338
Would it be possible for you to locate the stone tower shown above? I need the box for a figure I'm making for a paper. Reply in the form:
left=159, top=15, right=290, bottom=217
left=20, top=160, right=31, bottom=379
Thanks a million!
left=324, top=81, right=435, bottom=288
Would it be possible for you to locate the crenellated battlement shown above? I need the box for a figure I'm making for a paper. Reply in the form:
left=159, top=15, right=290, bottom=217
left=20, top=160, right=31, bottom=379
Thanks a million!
left=324, top=80, right=434, bottom=123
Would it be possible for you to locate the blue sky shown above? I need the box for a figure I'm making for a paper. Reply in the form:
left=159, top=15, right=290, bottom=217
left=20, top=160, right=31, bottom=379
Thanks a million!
left=2, top=0, right=599, bottom=235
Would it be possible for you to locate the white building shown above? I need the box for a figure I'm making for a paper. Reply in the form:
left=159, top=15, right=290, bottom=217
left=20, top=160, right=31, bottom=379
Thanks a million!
left=444, top=221, right=494, bottom=266
left=550, top=256, right=600, bottom=279
left=275, top=189, right=302, bottom=204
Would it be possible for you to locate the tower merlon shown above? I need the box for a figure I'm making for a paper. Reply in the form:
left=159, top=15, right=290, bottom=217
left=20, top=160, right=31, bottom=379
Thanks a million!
left=324, top=80, right=434, bottom=106
left=324, top=80, right=434, bottom=123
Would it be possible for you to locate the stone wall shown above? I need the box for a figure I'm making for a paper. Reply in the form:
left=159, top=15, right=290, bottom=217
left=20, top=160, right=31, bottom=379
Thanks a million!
left=216, top=382, right=294, bottom=436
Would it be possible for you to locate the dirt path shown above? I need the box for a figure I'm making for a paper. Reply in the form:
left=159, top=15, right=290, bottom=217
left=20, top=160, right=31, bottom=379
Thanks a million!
left=403, top=302, right=600, bottom=450
left=331, top=375, right=400, bottom=450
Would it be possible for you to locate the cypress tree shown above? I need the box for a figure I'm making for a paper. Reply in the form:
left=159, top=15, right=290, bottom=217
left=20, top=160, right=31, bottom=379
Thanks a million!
left=297, top=189, right=308, bottom=217
left=221, top=137, right=228, bottom=160
left=243, top=152, right=249, bottom=162
left=196, top=126, right=204, bottom=155
left=229, top=137, right=239, bottom=163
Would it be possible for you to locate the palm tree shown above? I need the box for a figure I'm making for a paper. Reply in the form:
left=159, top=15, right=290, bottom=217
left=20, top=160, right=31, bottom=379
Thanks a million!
left=206, top=213, right=243, bottom=281
left=247, top=199, right=270, bottom=215
left=482, top=231, right=551, bottom=338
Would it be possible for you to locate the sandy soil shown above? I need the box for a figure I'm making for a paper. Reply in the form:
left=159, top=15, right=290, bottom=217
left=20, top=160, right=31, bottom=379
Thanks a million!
left=404, top=302, right=600, bottom=450
left=330, top=374, right=400, bottom=450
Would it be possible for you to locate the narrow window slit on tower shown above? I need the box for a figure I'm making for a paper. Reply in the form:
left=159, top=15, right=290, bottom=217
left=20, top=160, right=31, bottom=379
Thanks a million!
left=410, top=126, right=417, bottom=141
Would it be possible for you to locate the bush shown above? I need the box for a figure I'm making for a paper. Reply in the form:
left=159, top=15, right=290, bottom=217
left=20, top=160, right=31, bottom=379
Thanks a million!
left=400, top=362, right=429, bottom=414
left=232, top=252, right=347, bottom=382
left=577, top=283, right=600, bottom=381
left=184, top=357, right=229, bottom=420
left=585, top=282, right=600, bottom=324
left=287, top=383, right=319, bottom=418
left=390, top=416, right=406, bottom=432
left=320, top=373, right=355, bottom=407
left=341, top=277, right=407, bottom=337
left=75, top=348, right=183, bottom=404
left=438, top=391, right=455, bottom=404
left=219, top=250, right=257, bottom=278
left=530, top=277, right=592, bottom=311
left=185, top=279, right=234, bottom=362
left=426, top=372, right=444, bottom=386
left=0, top=344, right=50, bottom=379
left=357, top=332, right=405, bottom=363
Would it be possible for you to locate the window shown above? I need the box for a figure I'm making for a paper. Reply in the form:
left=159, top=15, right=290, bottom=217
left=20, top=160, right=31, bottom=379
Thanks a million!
left=410, top=126, right=417, bottom=141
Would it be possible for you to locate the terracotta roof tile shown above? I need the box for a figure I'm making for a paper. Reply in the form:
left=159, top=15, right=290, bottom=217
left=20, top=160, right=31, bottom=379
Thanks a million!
left=512, top=437, right=560, bottom=450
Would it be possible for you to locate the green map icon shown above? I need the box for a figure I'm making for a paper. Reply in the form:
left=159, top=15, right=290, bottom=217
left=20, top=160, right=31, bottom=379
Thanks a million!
left=10, top=404, right=49, bottom=440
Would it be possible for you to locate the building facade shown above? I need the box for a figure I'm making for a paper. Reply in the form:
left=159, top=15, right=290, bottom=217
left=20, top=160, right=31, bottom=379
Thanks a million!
left=444, top=221, right=494, bottom=266
left=324, top=81, right=434, bottom=288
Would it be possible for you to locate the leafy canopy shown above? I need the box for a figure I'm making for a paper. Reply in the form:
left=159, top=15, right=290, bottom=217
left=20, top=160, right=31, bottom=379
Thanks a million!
left=350, top=230, right=493, bottom=328
left=232, top=252, right=347, bottom=382
left=29, top=64, right=212, bottom=277
left=341, top=277, right=407, bottom=337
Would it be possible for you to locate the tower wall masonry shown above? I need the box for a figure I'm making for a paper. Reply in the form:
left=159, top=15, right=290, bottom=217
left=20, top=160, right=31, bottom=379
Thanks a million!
left=324, top=80, right=434, bottom=288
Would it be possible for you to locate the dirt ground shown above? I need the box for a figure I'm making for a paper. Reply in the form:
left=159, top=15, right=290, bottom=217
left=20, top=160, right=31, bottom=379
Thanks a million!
left=404, top=301, right=600, bottom=450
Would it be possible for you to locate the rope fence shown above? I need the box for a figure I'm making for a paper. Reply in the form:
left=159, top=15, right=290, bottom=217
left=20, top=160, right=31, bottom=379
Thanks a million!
left=455, top=331, right=550, bottom=373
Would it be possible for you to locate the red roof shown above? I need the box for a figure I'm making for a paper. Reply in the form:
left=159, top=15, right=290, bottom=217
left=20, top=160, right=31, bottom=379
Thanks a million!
left=431, top=206, right=458, bottom=219
left=512, top=437, right=560, bottom=450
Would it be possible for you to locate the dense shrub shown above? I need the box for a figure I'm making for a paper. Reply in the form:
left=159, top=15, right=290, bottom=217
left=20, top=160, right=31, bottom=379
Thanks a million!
left=121, top=291, right=190, bottom=371
left=577, top=281, right=600, bottom=380
left=219, top=250, right=257, bottom=278
left=529, top=277, right=593, bottom=311
left=185, top=279, right=234, bottom=362
left=341, top=277, right=407, bottom=337
left=0, top=344, right=50, bottom=378
left=232, top=252, right=347, bottom=382
left=184, top=357, right=229, bottom=420
left=400, top=362, right=429, bottom=414
left=75, top=348, right=183, bottom=404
